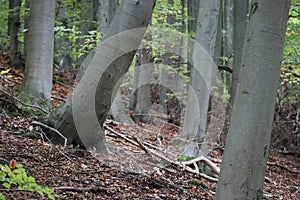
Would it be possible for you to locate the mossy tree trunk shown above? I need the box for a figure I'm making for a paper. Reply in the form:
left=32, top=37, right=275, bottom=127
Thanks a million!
left=19, top=0, right=56, bottom=110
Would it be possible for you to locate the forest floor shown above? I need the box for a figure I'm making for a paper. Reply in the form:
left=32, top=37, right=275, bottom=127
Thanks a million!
left=0, top=52, right=299, bottom=199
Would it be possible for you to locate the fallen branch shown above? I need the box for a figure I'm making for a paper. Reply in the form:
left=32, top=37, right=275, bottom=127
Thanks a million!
left=31, top=121, right=67, bottom=148
left=148, top=148, right=218, bottom=182
left=36, top=126, right=72, bottom=162
left=267, top=161, right=299, bottom=174
left=104, top=124, right=218, bottom=182
left=181, top=156, right=220, bottom=175
left=0, top=89, right=48, bottom=114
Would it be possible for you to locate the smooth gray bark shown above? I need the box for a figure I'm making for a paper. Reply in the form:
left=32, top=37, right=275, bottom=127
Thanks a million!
left=21, top=0, right=55, bottom=107
left=133, top=47, right=154, bottom=123
left=215, top=0, right=290, bottom=199
left=8, top=0, right=22, bottom=68
left=179, top=0, right=221, bottom=157
left=224, top=0, right=234, bottom=90
left=230, top=0, right=249, bottom=106
left=48, top=0, right=155, bottom=151
left=98, top=0, right=117, bottom=37
left=187, top=0, right=199, bottom=77
left=129, top=60, right=140, bottom=110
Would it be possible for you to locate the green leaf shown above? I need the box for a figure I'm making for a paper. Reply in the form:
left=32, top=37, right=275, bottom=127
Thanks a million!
left=0, top=69, right=10, bottom=75
left=0, top=192, right=5, bottom=200
left=2, top=182, right=11, bottom=189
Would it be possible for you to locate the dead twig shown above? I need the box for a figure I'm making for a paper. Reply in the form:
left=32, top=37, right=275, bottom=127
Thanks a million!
left=267, top=161, right=299, bottom=174
left=36, top=126, right=72, bottom=162
left=0, top=89, right=48, bottom=114
left=31, top=121, right=67, bottom=148
left=104, top=125, right=218, bottom=182
left=181, top=156, right=220, bottom=175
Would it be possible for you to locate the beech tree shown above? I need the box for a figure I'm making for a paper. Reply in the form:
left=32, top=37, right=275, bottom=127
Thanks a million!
left=47, top=0, right=156, bottom=152
left=215, top=0, right=291, bottom=199
left=178, top=0, right=221, bottom=157
left=19, top=0, right=56, bottom=108
left=8, top=0, right=22, bottom=68
left=230, top=0, right=249, bottom=106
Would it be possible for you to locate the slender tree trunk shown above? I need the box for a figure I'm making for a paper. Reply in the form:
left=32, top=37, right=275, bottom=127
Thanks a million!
left=134, top=45, right=154, bottom=123
left=220, top=0, right=234, bottom=143
left=8, top=0, right=22, bottom=68
left=187, top=0, right=199, bottom=77
left=230, top=0, right=249, bottom=106
left=179, top=0, right=221, bottom=157
left=215, top=0, right=290, bottom=199
left=47, top=0, right=156, bottom=151
left=20, top=0, right=56, bottom=108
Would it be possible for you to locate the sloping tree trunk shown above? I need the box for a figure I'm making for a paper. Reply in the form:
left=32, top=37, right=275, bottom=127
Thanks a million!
left=47, top=0, right=156, bottom=152
left=19, top=0, right=56, bottom=108
left=8, top=0, right=22, bottom=68
left=215, top=0, right=290, bottom=199
left=178, top=0, right=221, bottom=157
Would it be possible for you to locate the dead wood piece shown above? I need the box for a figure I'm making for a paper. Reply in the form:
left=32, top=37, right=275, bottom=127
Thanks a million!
left=181, top=156, right=220, bottom=175
left=267, top=161, right=299, bottom=174
left=104, top=124, right=218, bottom=182
left=31, top=121, right=67, bottom=148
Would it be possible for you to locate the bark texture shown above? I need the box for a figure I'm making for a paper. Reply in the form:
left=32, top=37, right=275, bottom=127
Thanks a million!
left=215, top=0, right=290, bottom=199
left=48, top=0, right=156, bottom=152
left=8, top=0, right=22, bottom=68
left=21, top=0, right=56, bottom=107
left=230, top=0, right=249, bottom=106
left=179, top=0, right=221, bottom=157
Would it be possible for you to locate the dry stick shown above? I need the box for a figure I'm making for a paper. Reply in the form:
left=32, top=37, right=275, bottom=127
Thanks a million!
left=104, top=125, right=143, bottom=150
left=181, top=156, right=220, bottom=174
left=51, top=95, right=66, bottom=102
left=0, top=89, right=48, bottom=114
left=31, top=121, right=67, bottom=148
left=267, top=161, right=299, bottom=174
left=104, top=125, right=218, bottom=182
left=131, top=136, right=152, bottom=155
left=0, top=75, right=22, bottom=85
left=36, top=126, right=72, bottom=162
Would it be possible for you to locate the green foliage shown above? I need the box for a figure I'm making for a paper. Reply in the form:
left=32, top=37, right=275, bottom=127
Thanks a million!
left=0, top=0, right=8, bottom=50
left=0, top=162, right=56, bottom=200
left=0, top=192, right=4, bottom=200
left=54, top=0, right=100, bottom=68
left=280, top=2, right=300, bottom=104
left=177, top=155, right=194, bottom=162
left=189, top=178, right=206, bottom=188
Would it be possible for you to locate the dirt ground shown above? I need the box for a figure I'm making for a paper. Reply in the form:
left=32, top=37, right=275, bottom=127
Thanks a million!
left=0, top=53, right=299, bottom=199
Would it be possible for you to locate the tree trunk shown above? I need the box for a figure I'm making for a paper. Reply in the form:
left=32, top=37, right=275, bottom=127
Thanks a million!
left=220, top=0, right=235, bottom=143
left=230, top=0, right=249, bottom=106
left=134, top=46, right=154, bottom=124
left=20, top=0, right=56, bottom=108
left=47, top=0, right=156, bottom=152
left=98, top=0, right=117, bottom=37
left=187, top=0, right=199, bottom=77
left=8, top=0, right=22, bottom=68
left=215, top=0, right=290, bottom=199
left=179, top=0, right=221, bottom=157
